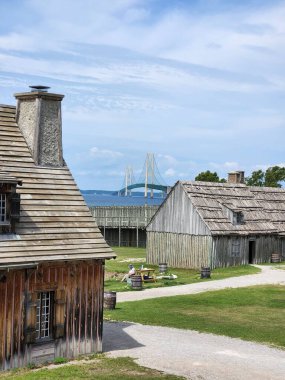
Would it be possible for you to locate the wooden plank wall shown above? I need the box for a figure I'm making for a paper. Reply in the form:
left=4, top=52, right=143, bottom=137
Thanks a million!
left=147, top=232, right=282, bottom=269
left=0, top=269, right=24, bottom=370
left=212, top=236, right=249, bottom=267
left=255, top=236, right=281, bottom=262
left=0, top=260, right=104, bottom=370
left=147, top=183, right=211, bottom=236
left=146, top=231, right=211, bottom=269
left=90, top=206, right=158, bottom=228
left=212, top=235, right=281, bottom=267
left=281, top=238, right=285, bottom=259
left=101, top=227, right=146, bottom=247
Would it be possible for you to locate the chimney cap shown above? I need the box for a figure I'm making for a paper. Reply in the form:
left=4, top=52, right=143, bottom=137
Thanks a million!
left=29, top=85, right=50, bottom=92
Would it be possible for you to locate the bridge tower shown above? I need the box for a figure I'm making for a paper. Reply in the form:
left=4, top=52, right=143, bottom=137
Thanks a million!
left=124, top=166, right=134, bottom=196
left=144, top=153, right=155, bottom=198
left=117, top=153, right=167, bottom=197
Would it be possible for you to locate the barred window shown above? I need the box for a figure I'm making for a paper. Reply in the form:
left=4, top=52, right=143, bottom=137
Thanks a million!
left=0, top=194, right=6, bottom=223
left=232, top=239, right=240, bottom=257
left=36, top=292, right=53, bottom=340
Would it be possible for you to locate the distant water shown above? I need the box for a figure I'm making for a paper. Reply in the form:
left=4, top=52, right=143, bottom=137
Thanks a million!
left=82, top=193, right=165, bottom=207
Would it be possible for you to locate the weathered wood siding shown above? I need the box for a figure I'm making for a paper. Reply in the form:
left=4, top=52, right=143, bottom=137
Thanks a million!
left=212, top=236, right=248, bottom=267
left=147, top=231, right=211, bottom=269
left=147, top=232, right=282, bottom=269
left=147, top=183, right=210, bottom=235
left=0, top=260, right=104, bottom=370
left=281, top=238, right=285, bottom=259
left=0, top=105, right=114, bottom=265
left=101, top=227, right=146, bottom=247
left=255, top=236, right=281, bottom=262
left=90, top=206, right=158, bottom=228
left=90, top=206, right=158, bottom=247
left=212, top=235, right=281, bottom=268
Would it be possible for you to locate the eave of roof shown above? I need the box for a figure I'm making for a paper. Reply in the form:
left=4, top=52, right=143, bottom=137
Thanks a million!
left=0, top=104, right=116, bottom=263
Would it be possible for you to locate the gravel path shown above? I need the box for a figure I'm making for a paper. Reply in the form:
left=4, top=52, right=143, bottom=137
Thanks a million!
left=104, top=265, right=285, bottom=379
left=117, top=265, right=285, bottom=302
left=104, top=321, right=285, bottom=380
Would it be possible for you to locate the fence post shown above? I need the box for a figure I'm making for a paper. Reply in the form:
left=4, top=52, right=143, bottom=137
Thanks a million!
left=136, top=217, right=139, bottom=248
left=119, top=216, right=121, bottom=247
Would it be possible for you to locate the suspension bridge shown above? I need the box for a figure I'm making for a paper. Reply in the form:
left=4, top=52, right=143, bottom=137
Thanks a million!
left=117, top=153, right=168, bottom=197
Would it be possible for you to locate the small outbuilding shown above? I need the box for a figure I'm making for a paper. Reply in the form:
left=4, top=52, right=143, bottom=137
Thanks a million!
left=147, top=177, right=285, bottom=268
left=0, top=87, right=115, bottom=370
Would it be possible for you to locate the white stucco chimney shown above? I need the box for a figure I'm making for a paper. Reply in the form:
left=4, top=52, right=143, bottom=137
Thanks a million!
left=14, top=86, right=65, bottom=167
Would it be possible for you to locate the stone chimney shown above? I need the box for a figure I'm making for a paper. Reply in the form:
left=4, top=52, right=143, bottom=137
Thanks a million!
left=228, top=171, right=245, bottom=184
left=14, top=86, right=65, bottom=167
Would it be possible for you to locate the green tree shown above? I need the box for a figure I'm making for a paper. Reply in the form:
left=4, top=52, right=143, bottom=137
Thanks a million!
left=195, top=170, right=226, bottom=183
left=245, top=166, right=285, bottom=188
left=264, top=166, right=285, bottom=187
left=245, top=170, right=264, bottom=186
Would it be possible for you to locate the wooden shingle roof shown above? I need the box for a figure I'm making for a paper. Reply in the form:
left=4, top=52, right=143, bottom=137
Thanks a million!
left=181, top=181, right=285, bottom=236
left=0, top=105, right=115, bottom=264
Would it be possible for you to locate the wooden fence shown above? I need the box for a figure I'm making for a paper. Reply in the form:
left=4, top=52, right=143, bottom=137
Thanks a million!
left=90, top=206, right=159, bottom=247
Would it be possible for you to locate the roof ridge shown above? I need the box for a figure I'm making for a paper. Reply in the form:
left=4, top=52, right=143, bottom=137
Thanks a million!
left=0, top=104, right=16, bottom=108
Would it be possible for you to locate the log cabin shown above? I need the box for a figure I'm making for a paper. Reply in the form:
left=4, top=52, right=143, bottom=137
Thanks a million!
left=147, top=174, right=285, bottom=269
left=0, top=86, right=115, bottom=370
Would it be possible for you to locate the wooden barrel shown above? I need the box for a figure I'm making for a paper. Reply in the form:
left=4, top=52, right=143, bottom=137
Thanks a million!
left=200, top=267, right=211, bottom=279
left=158, top=263, right=168, bottom=273
left=131, top=275, right=143, bottom=290
left=271, top=253, right=281, bottom=263
left=103, top=291, right=117, bottom=309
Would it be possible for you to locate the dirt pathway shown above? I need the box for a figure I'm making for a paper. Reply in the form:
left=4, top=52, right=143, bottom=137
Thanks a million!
left=105, top=266, right=285, bottom=379
left=104, top=321, right=285, bottom=380
left=117, top=265, right=285, bottom=302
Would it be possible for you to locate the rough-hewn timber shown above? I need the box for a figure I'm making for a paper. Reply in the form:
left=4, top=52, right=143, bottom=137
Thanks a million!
left=0, top=260, right=104, bottom=370
left=147, top=181, right=285, bottom=268
left=91, top=206, right=158, bottom=247
left=90, top=206, right=158, bottom=228
left=147, top=232, right=211, bottom=268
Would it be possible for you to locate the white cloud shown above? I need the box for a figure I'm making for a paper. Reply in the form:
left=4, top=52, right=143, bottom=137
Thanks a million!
left=106, top=170, right=125, bottom=177
left=178, top=172, right=189, bottom=178
left=0, top=33, right=37, bottom=51
left=209, top=161, right=240, bottom=170
left=164, top=168, right=176, bottom=177
left=0, top=50, right=265, bottom=96
left=89, top=147, right=123, bottom=159
left=76, top=170, right=101, bottom=176
left=1, top=0, right=285, bottom=190
left=253, top=162, right=285, bottom=171
left=158, top=154, right=178, bottom=166
left=1, top=1, right=281, bottom=92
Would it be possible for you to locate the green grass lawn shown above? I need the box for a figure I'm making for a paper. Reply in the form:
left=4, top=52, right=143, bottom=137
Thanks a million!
left=0, top=356, right=184, bottom=380
left=105, top=285, right=285, bottom=349
left=104, top=247, right=261, bottom=292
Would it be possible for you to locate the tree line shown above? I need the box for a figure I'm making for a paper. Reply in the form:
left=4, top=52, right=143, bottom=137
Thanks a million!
left=195, top=166, right=285, bottom=188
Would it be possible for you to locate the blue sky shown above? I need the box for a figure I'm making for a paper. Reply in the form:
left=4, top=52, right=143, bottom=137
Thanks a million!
left=0, top=0, right=285, bottom=190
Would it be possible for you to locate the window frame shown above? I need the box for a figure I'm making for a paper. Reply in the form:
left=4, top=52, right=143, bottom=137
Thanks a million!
left=0, top=193, right=7, bottom=224
left=233, top=211, right=244, bottom=226
left=231, top=238, right=241, bottom=257
left=36, top=291, right=54, bottom=341
left=0, top=182, right=21, bottom=234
